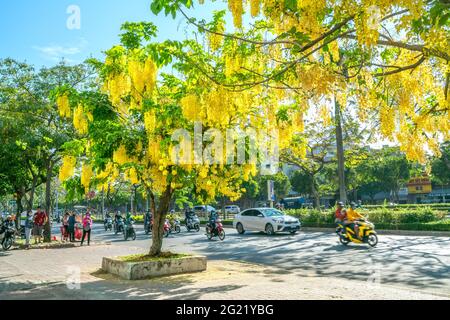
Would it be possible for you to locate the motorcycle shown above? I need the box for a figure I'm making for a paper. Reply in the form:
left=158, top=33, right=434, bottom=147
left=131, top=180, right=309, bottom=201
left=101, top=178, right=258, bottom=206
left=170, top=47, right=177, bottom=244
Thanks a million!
left=123, top=219, right=136, bottom=241
left=104, top=217, right=113, bottom=231
left=114, top=217, right=125, bottom=234
left=163, top=220, right=171, bottom=238
left=336, top=219, right=378, bottom=247
left=0, top=224, right=16, bottom=251
left=144, top=217, right=153, bottom=235
left=185, top=214, right=201, bottom=232
left=205, top=218, right=225, bottom=241
left=169, top=219, right=181, bottom=234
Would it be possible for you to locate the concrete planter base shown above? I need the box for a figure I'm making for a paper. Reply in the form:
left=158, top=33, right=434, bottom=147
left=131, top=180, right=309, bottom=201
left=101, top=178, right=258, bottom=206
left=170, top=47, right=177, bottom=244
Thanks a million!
left=102, top=255, right=207, bottom=280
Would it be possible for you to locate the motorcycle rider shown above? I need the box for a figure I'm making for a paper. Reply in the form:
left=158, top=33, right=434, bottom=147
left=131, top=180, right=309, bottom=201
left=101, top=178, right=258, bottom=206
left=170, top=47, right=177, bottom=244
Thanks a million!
left=208, top=210, right=219, bottom=234
left=184, top=208, right=194, bottom=226
left=104, top=211, right=111, bottom=223
left=0, top=215, right=14, bottom=234
left=144, top=210, right=152, bottom=229
left=335, top=201, right=347, bottom=223
left=346, top=202, right=365, bottom=240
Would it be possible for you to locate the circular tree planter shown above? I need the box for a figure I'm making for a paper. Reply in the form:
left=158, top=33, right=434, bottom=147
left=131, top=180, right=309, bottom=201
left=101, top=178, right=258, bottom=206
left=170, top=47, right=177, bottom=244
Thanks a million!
left=101, top=253, right=207, bottom=280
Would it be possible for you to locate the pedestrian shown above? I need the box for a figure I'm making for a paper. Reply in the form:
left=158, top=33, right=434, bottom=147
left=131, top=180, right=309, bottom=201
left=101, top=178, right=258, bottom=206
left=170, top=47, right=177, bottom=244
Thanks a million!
left=81, top=212, right=92, bottom=246
left=24, top=210, right=34, bottom=248
left=68, top=212, right=76, bottom=242
left=62, top=212, right=70, bottom=242
left=32, top=206, right=47, bottom=244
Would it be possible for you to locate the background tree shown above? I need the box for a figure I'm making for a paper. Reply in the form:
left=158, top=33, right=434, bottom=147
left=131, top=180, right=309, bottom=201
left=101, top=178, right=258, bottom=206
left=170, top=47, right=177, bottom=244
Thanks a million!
left=431, top=141, right=450, bottom=187
left=0, top=58, right=96, bottom=241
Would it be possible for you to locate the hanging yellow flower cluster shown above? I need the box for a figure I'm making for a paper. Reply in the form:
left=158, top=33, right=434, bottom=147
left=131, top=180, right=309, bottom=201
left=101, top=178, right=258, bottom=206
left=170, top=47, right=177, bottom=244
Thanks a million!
left=81, top=163, right=94, bottom=194
left=208, top=20, right=225, bottom=52
left=144, top=110, right=157, bottom=134
left=96, top=162, right=120, bottom=192
left=56, top=94, right=71, bottom=118
left=59, top=156, right=77, bottom=182
left=113, top=145, right=131, bottom=165
left=180, top=94, right=203, bottom=122
left=250, top=0, right=261, bottom=17
left=73, top=104, right=92, bottom=135
left=228, top=0, right=244, bottom=29
left=102, top=50, right=158, bottom=113
left=125, top=167, right=139, bottom=185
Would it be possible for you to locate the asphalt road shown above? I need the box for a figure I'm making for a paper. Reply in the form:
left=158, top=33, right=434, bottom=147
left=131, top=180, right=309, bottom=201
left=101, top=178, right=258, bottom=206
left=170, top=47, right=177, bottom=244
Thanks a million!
left=52, top=223, right=450, bottom=296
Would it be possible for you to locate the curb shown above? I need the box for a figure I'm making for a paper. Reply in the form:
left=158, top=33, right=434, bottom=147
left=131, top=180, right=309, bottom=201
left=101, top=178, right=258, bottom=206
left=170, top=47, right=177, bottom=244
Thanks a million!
left=12, top=241, right=109, bottom=251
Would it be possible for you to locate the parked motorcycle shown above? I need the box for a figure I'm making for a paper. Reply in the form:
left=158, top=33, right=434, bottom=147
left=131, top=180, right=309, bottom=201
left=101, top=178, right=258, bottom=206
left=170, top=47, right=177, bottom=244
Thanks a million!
left=205, top=218, right=225, bottom=241
left=114, top=217, right=125, bottom=234
left=123, top=219, right=136, bottom=241
left=186, top=214, right=200, bottom=232
left=104, top=217, right=113, bottom=231
left=0, top=224, right=16, bottom=251
left=336, top=219, right=378, bottom=247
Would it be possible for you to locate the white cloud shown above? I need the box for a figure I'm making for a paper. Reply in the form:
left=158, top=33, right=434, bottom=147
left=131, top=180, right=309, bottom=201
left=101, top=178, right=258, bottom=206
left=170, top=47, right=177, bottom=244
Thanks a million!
left=33, top=38, right=88, bottom=63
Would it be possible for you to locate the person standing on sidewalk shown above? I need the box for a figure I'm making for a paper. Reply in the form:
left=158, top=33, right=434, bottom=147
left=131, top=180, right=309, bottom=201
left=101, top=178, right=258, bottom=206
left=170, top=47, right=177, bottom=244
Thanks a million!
left=24, top=210, right=34, bottom=249
left=68, top=212, right=76, bottom=242
left=80, top=212, right=92, bottom=246
left=62, top=212, right=70, bottom=242
left=32, top=206, right=47, bottom=244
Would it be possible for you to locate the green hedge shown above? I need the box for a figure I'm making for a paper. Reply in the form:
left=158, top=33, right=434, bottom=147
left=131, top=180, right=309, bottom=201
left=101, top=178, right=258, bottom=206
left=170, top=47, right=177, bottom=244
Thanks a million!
left=285, top=207, right=449, bottom=231
left=363, top=203, right=450, bottom=211
left=285, top=207, right=446, bottom=224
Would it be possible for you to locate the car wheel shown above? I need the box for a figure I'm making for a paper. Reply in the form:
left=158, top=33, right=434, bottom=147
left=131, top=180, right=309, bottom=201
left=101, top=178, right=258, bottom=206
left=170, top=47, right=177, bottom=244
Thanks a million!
left=236, top=223, right=245, bottom=235
left=265, top=224, right=275, bottom=236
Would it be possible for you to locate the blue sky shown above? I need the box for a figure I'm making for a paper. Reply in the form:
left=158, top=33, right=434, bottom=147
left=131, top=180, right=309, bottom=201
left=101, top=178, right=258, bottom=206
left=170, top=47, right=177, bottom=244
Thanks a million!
left=0, top=0, right=228, bottom=68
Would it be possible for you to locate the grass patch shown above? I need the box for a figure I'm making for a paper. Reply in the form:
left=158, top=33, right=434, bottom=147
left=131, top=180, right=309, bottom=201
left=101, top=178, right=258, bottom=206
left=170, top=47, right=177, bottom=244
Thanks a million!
left=119, top=252, right=190, bottom=263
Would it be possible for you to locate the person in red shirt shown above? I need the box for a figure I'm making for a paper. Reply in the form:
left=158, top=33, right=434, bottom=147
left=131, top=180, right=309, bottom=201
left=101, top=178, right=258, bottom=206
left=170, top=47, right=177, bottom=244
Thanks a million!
left=335, top=201, right=347, bottom=223
left=32, top=206, right=47, bottom=244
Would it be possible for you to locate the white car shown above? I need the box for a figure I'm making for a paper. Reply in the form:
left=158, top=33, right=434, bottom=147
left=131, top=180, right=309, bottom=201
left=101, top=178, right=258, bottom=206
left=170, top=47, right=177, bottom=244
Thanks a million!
left=224, top=205, right=240, bottom=215
left=233, top=208, right=301, bottom=235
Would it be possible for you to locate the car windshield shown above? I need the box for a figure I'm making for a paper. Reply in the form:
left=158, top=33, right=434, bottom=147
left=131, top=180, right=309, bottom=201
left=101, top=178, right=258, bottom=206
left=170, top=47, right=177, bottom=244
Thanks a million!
left=261, top=209, right=284, bottom=217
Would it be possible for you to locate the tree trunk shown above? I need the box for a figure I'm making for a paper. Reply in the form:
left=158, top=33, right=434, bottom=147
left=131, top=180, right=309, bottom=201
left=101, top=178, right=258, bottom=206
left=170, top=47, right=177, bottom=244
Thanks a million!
left=26, top=176, right=38, bottom=211
left=311, top=177, right=321, bottom=209
left=15, top=192, right=23, bottom=229
left=335, top=97, right=347, bottom=203
left=149, top=186, right=172, bottom=256
left=44, top=160, right=55, bottom=243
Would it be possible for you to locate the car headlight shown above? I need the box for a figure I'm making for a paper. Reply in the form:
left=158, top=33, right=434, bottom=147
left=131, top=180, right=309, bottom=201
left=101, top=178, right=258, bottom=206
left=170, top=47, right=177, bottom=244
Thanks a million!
left=272, top=218, right=284, bottom=223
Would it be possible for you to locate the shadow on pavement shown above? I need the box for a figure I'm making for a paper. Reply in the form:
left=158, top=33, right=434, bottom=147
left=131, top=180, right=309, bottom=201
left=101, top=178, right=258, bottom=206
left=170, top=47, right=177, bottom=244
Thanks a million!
left=0, top=271, right=244, bottom=300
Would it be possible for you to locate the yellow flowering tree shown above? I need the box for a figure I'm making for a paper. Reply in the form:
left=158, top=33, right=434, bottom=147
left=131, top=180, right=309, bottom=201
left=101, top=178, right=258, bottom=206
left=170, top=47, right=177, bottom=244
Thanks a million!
left=55, top=22, right=273, bottom=256
left=152, top=0, right=450, bottom=201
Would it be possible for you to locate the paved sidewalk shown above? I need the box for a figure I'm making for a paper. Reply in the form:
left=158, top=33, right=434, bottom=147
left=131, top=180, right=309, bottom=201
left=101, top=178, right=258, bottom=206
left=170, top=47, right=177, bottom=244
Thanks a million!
left=0, top=244, right=448, bottom=300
